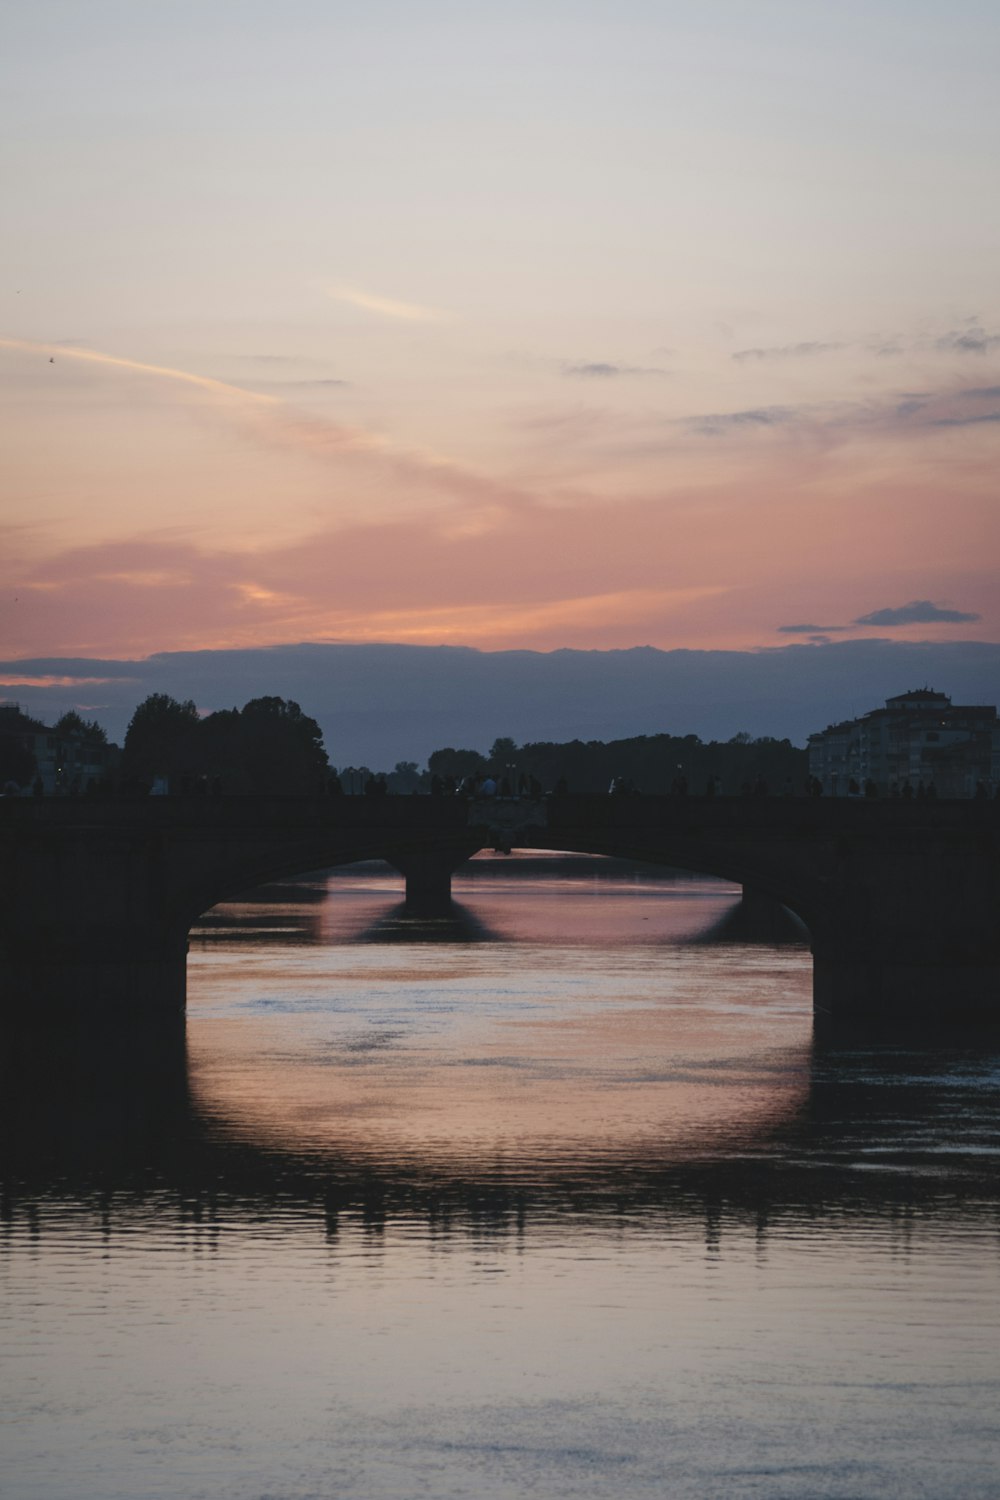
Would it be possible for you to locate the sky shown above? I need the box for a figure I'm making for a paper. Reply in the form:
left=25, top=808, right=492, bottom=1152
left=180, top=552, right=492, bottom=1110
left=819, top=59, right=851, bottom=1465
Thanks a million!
left=2, top=1, right=998, bottom=743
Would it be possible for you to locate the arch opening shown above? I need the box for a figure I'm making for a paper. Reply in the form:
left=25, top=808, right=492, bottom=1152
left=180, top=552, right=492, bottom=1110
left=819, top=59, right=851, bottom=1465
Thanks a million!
left=190, top=845, right=813, bottom=959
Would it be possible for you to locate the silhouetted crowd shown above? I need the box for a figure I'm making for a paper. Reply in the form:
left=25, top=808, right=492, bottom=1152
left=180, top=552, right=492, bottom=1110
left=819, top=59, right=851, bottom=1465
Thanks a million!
left=429, top=771, right=548, bottom=799
left=9, top=768, right=998, bottom=802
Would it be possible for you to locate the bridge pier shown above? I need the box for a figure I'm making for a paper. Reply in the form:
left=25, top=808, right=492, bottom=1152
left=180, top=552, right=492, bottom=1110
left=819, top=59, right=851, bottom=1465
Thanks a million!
left=813, top=956, right=1000, bottom=1020
left=0, top=814, right=194, bottom=1021
left=807, top=845, right=1000, bottom=1022
left=389, top=848, right=470, bottom=916
left=736, top=887, right=808, bottom=942
left=0, top=935, right=189, bottom=1022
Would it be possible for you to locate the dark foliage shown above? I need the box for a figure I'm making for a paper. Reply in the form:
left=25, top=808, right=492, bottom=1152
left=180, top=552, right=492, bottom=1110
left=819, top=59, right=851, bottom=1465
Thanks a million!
left=54, top=711, right=107, bottom=744
left=387, top=761, right=422, bottom=794
left=427, top=747, right=489, bottom=782
left=122, top=694, right=200, bottom=782
left=201, top=697, right=328, bottom=794
left=122, top=693, right=328, bottom=793
left=476, top=731, right=807, bottom=795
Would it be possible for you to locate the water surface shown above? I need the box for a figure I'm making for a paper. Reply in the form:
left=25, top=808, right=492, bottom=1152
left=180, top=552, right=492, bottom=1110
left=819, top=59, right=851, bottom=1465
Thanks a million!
left=2, top=856, right=998, bottom=1499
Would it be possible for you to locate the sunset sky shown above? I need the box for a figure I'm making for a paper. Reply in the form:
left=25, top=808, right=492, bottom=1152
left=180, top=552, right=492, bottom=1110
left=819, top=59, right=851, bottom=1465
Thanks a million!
left=3, top=1, right=999, bottom=677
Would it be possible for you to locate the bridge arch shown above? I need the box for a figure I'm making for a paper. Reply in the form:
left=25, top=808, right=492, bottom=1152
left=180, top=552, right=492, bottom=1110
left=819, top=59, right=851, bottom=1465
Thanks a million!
left=180, top=821, right=821, bottom=946
left=2, top=794, right=998, bottom=1022
left=193, top=842, right=813, bottom=958
left=485, top=831, right=819, bottom=939
left=155, top=794, right=1000, bottom=1022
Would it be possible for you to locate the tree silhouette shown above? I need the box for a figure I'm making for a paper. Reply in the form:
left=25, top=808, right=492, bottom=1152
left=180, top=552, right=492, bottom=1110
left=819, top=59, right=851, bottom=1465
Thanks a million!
left=121, top=693, right=328, bottom=793
left=427, top=747, right=487, bottom=783
left=54, top=711, right=107, bottom=744
left=122, top=694, right=200, bottom=783
left=428, top=731, right=805, bottom=795
left=224, top=697, right=327, bottom=793
left=488, top=736, right=518, bottom=766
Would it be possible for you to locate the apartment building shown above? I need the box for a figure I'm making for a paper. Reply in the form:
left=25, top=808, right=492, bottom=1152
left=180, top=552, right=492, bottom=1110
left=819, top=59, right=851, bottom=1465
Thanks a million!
left=807, top=689, right=997, bottom=797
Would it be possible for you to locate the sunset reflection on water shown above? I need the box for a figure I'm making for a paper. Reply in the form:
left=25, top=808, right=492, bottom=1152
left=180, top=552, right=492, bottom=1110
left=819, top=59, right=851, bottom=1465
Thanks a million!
left=187, top=858, right=810, bottom=1175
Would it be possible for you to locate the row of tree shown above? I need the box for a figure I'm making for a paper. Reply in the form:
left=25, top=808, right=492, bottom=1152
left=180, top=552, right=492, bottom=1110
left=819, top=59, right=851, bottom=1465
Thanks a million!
left=122, top=694, right=328, bottom=794
left=332, top=734, right=806, bottom=797
left=422, top=733, right=807, bottom=796
left=99, top=695, right=807, bottom=798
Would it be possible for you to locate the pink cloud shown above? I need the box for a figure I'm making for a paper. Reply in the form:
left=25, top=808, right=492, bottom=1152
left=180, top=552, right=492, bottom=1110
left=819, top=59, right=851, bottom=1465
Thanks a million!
left=3, top=447, right=997, bottom=659
left=2, top=339, right=998, bottom=658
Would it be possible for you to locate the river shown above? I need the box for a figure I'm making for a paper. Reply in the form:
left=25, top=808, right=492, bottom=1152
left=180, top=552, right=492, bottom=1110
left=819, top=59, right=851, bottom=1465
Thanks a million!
left=2, top=855, right=998, bottom=1499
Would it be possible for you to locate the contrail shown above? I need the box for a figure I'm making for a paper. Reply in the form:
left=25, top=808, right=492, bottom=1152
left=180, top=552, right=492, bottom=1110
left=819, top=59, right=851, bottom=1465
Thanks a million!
left=0, top=336, right=280, bottom=406
left=0, top=335, right=533, bottom=511
left=0, top=335, right=392, bottom=459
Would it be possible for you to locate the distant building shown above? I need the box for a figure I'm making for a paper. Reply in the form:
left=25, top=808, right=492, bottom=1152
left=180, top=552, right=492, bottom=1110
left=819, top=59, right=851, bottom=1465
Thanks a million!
left=806, top=718, right=856, bottom=797
left=808, top=689, right=998, bottom=797
left=0, top=703, right=118, bottom=794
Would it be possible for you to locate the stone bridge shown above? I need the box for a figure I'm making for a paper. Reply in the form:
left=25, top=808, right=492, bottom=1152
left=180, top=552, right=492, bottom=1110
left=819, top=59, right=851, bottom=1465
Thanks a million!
left=1, top=795, right=997, bottom=1022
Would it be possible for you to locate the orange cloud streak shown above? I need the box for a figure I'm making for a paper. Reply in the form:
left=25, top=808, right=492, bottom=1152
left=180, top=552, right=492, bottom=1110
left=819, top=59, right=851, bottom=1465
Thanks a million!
left=322, top=284, right=445, bottom=322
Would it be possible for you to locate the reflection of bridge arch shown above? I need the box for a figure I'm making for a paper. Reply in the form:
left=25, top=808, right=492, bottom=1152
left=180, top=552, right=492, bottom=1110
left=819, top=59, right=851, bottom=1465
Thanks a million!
left=2, top=795, right=998, bottom=1021
left=3, top=1019, right=999, bottom=1243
